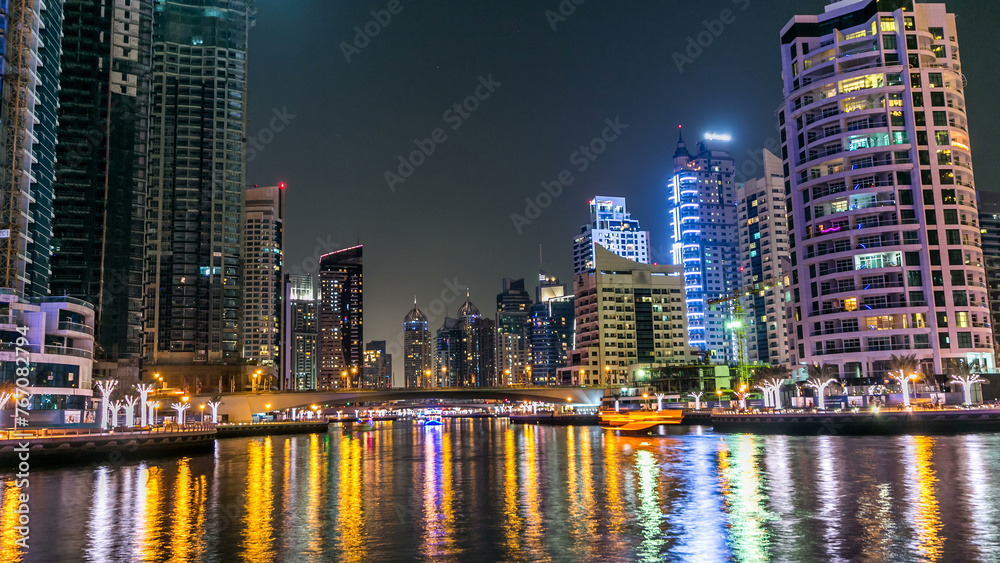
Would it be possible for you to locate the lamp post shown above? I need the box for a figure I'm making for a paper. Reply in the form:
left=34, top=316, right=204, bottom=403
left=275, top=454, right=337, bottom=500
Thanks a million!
left=605, top=365, right=611, bottom=387
left=441, top=366, right=447, bottom=387
left=199, top=404, right=206, bottom=423
left=351, top=366, right=358, bottom=389
left=525, top=365, right=532, bottom=385
left=716, top=389, right=723, bottom=408
left=643, top=393, right=649, bottom=410
left=341, top=370, right=348, bottom=389
left=504, top=368, right=510, bottom=386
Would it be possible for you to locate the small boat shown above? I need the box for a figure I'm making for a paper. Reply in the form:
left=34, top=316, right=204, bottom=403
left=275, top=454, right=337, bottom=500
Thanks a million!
left=423, top=416, right=443, bottom=426
left=353, top=418, right=376, bottom=432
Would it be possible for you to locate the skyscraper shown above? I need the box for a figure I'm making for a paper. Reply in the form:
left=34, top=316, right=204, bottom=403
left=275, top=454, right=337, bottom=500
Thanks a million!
left=496, top=278, right=532, bottom=385
left=363, top=340, right=392, bottom=388
left=283, top=274, right=317, bottom=391
left=50, top=0, right=153, bottom=379
left=0, top=0, right=64, bottom=297
left=403, top=301, right=432, bottom=388
left=736, top=149, right=791, bottom=366
left=572, top=196, right=650, bottom=275
left=977, top=190, right=1000, bottom=362
left=317, top=245, right=363, bottom=388
left=456, top=297, right=496, bottom=387
left=435, top=317, right=462, bottom=387
left=666, top=129, right=740, bottom=363
left=781, top=0, right=994, bottom=383
left=529, top=271, right=574, bottom=385
left=241, top=184, right=284, bottom=372
left=562, top=245, right=693, bottom=387
left=144, top=0, right=256, bottom=367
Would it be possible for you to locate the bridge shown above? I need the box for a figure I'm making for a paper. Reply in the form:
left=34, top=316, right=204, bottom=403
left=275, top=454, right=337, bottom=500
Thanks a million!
left=193, top=387, right=606, bottom=421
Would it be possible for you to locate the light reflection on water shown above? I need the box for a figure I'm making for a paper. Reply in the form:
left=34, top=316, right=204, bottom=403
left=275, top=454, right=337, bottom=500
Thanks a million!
left=3, top=421, right=1000, bottom=562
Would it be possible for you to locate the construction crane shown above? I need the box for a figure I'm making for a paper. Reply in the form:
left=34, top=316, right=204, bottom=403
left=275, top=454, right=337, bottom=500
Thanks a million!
left=0, top=0, right=34, bottom=292
left=707, top=276, right=785, bottom=386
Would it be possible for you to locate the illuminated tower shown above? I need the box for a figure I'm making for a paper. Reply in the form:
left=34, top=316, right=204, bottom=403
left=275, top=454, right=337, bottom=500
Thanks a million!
left=572, top=196, right=650, bottom=275
left=666, top=128, right=740, bottom=362
left=781, top=0, right=993, bottom=384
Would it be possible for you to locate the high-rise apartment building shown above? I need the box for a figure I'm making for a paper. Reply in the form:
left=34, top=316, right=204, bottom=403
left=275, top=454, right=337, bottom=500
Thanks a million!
left=781, top=0, right=994, bottom=382
left=572, top=196, right=650, bottom=275
left=50, top=0, right=153, bottom=377
left=496, top=278, right=533, bottom=385
left=144, top=0, right=256, bottom=367
left=736, top=149, right=791, bottom=366
left=363, top=340, right=392, bottom=388
left=977, top=190, right=1000, bottom=362
left=317, top=245, right=363, bottom=388
left=404, top=302, right=432, bottom=388
left=0, top=0, right=64, bottom=297
left=435, top=317, right=462, bottom=388
left=241, top=184, right=284, bottom=371
left=562, top=245, right=693, bottom=387
left=529, top=271, right=574, bottom=385
left=666, top=129, right=740, bottom=363
left=283, top=274, right=317, bottom=391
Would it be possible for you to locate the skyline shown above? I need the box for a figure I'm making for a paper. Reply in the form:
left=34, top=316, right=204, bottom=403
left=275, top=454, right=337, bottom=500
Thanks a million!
left=246, top=0, right=1000, bottom=383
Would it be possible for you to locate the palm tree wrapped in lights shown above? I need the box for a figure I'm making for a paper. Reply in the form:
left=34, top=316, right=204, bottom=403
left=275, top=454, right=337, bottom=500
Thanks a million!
left=734, top=384, right=751, bottom=411
left=109, top=400, right=124, bottom=428
left=123, top=395, right=140, bottom=427
left=948, top=363, right=989, bottom=405
left=95, top=379, right=118, bottom=430
left=687, top=391, right=703, bottom=411
left=135, top=383, right=156, bottom=427
left=172, top=400, right=191, bottom=426
left=806, top=363, right=840, bottom=410
left=207, top=395, right=223, bottom=423
left=887, top=353, right=920, bottom=407
left=655, top=393, right=667, bottom=411
left=0, top=381, right=21, bottom=411
left=754, top=366, right=789, bottom=408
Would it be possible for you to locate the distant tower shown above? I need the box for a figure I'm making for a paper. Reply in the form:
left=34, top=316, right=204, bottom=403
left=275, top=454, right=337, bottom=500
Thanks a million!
left=496, top=278, right=533, bottom=385
left=242, top=184, right=285, bottom=372
left=572, top=196, right=651, bottom=275
left=317, top=245, right=363, bottom=388
left=404, top=300, right=431, bottom=388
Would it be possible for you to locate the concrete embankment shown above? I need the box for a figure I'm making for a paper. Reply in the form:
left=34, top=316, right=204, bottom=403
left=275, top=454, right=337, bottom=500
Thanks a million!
left=711, top=408, right=1000, bottom=435
left=0, top=427, right=216, bottom=467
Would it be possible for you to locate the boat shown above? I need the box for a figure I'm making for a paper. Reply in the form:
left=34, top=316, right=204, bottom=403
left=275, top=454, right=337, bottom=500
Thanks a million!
left=422, top=410, right=443, bottom=426
left=353, top=418, right=376, bottom=432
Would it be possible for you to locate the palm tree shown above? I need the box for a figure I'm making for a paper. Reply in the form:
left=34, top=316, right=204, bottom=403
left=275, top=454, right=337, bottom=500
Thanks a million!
left=753, top=366, right=790, bottom=408
left=948, top=362, right=989, bottom=405
left=887, top=354, right=920, bottom=407
left=0, top=381, right=19, bottom=410
left=805, top=363, right=840, bottom=410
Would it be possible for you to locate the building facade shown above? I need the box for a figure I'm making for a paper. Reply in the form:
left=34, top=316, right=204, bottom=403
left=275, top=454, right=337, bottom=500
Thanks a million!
left=144, top=0, right=256, bottom=366
left=496, top=278, right=532, bottom=385
left=403, top=302, right=432, bottom=388
left=666, top=130, right=740, bottom=363
left=562, top=245, right=693, bottom=387
left=283, top=274, right=317, bottom=391
left=0, top=291, right=96, bottom=423
left=529, top=271, right=574, bottom=385
left=363, top=340, right=392, bottom=388
left=435, top=317, right=462, bottom=388
left=781, top=0, right=993, bottom=383
left=0, top=0, right=64, bottom=297
left=241, top=184, right=284, bottom=370
left=317, top=245, right=363, bottom=388
left=50, top=0, right=152, bottom=376
left=572, top=196, right=650, bottom=275
left=736, top=149, right=791, bottom=366
left=978, top=190, right=1000, bottom=362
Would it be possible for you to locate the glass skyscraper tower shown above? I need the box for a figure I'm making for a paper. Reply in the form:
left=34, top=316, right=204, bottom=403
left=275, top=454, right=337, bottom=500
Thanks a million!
left=666, top=129, right=740, bottom=362
left=144, top=0, right=255, bottom=365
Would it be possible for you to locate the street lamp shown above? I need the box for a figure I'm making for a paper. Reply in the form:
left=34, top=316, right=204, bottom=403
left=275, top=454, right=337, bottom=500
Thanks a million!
left=199, top=404, right=206, bottom=422
left=605, top=365, right=611, bottom=387
left=716, top=389, right=723, bottom=408
left=643, top=393, right=649, bottom=410
left=525, top=366, right=532, bottom=385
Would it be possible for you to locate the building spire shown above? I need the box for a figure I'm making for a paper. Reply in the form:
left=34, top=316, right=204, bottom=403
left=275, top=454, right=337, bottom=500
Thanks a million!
left=673, top=124, right=692, bottom=168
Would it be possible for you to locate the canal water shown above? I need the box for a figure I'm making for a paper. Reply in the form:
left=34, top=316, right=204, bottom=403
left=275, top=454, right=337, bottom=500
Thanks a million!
left=3, top=419, right=1000, bottom=562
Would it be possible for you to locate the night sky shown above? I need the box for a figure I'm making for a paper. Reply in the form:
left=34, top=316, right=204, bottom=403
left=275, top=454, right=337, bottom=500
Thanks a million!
left=247, top=0, right=1000, bottom=385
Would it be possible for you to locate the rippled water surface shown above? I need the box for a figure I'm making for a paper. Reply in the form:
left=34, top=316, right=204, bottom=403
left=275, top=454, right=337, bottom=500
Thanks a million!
left=3, top=419, right=1000, bottom=562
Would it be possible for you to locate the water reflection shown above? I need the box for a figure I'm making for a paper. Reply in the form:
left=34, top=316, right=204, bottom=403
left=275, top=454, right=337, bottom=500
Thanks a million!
left=3, top=423, right=1000, bottom=561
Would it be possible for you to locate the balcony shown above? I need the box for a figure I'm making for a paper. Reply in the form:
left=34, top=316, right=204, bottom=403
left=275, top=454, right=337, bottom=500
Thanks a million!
left=56, top=321, right=94, bottom=336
